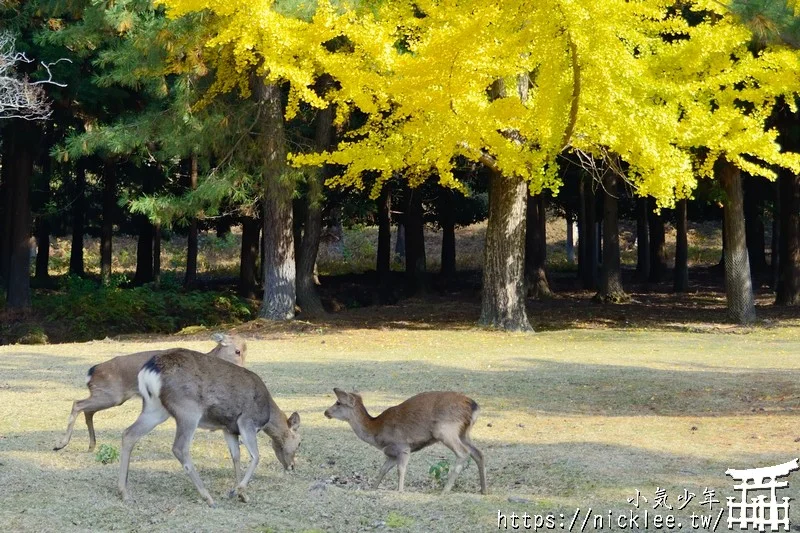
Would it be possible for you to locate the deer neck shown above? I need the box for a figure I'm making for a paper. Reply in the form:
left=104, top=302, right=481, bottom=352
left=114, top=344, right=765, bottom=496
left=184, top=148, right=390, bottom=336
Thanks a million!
left=264, top=403, right=289, bottom=443
left=348, top=402, right=380, bottom=448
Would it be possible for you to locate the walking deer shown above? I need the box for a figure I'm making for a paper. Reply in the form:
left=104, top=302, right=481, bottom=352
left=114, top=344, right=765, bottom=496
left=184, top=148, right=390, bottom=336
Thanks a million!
left=324, top=389, right=487, bottom=494
left=118, top=349, right=301, bottom=507
left=54, top=333, right=246, bottom=452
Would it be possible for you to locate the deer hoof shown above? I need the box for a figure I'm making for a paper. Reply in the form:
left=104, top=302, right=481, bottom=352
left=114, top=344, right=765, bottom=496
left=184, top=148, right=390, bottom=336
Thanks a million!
left=237, top=491, right=250, bottom=504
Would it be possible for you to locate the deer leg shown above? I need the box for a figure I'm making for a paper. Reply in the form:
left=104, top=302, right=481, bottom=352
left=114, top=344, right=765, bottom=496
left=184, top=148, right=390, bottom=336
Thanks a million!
left=234, top=422, right=260, bottom=503
left=395, top=447, right=411, bottom=492
left=55, top=393, right=116, bottom=451
left=463, top=437, right=487, bottom=495
left=172, top=414, right=214, bottom=507
left=118, top=403, right=169, bottom=502
left=373, top=454, right=397, bottom=490
left=85, top=411, right=97, bottom=452
left=438, top=433, right=470, bottom=494
left=223, top=429, right=243, bottom=498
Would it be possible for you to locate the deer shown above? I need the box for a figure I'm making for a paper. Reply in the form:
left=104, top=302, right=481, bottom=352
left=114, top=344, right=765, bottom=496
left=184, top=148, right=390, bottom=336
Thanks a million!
left=118, top=348, right=301, bottom=507
left=324, top=388, right=487, bottom=495
left=54, top=333, right=247, bottom=452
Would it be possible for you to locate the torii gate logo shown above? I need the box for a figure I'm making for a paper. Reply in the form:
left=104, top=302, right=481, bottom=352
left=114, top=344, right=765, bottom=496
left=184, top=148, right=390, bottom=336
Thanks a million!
left=726, top=459, right=799, bottom=531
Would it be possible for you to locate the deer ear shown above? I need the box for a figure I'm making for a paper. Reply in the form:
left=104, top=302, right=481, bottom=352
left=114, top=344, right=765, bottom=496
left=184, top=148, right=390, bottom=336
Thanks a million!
left=288, top=412, right=300, bottom=430
left=333, top=388, right=352, bottom=405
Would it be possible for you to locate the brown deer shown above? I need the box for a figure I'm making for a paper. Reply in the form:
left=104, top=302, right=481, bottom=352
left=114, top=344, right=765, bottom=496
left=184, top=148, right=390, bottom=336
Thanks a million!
left=324, top=389, right=486, bottom=494
left=118, top=349, right=301, bottom=507
left=54, top=333, right=246, bottom=452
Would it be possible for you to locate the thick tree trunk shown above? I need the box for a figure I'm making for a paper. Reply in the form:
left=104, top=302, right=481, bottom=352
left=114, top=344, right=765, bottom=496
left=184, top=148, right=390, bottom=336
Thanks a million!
left=184, top=155, right=199, bottom=287
left=239, top=216, right=260, bottom=298
left=636, top=196, right=650, bottom=280
left=744, top=175, right=768, bottom=274
left=776, top=171, right=800, bottom=305
left=133, top=217, right=154, bottom=285
left=153, top=223, right=161, bottom=286
left=0, top=134, right=11, bottom=285
left=439, top=187, right=457, bottom=281
left=256, top=81, right=295, bottom=320
left=525, top=193, right=551, bottom=299
left=100, top=163, right=115, bottom=285
left=5, top=120, right=35, bottom=310
left=479, top=170, right=532, bottom=331
left=648, top=198, right=667, bottom=283
left=34, top=141, right=51, bottom=282
left=404, top=188, right=426, bottom=295
left=296, top=87, right=334, bottom=317
left=69, top=163, right=86, bottom=276
left=597, top=173, right=625, bottom=301
left=377, top=184, right=393, bottom=302
left=579, top=175, right=598, bottom=290
left=771, top=181, right=780, bottom=290
left=720, top=160, right=756, bottom=324
left=673, top=199, right=689, bottom=293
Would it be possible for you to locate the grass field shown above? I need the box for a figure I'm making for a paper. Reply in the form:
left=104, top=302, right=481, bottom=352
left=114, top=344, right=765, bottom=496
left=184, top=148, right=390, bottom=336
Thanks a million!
left=2, top=324, right=800, bottom=532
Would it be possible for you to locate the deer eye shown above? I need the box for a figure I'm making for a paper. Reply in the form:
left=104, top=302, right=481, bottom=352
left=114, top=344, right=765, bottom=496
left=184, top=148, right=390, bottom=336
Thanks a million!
left=335, top=401, right=341, bottom=406
left=235, top=350, right=241, bottom=355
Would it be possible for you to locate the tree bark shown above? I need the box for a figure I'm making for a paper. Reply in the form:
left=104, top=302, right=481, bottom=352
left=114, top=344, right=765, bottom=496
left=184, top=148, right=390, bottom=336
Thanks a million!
left=256, top=80, right=295, bottom=320
left=153, top=223, right=161, bottom=286
left=184, top=155, right=199, bottom=287
left=566, top=208, right=575, bottom=264
left=5, top=120, right=35, bottom=310
left=636, top=196, right=650, bottom=280
left=100, top=162, right=116, bottom=286
left=377, top=183, right=392, bottom=302
left=771, top=181, right=780, bottom=290
left=776, top=171, right=800, bottom=305
left=525, top=193, right=551, bottom=299
left=296, top=86, right=334, bottom=317
left=34, top=136, right=52, bottom=283
left=69, top=162, right=86, bottom=276
left=133, top=217, right=154, bottom=285
left=0, top=133, right=11, bottom=285
left=479, top=169, right=532, bottom=331
left=596, top=172, right=625, bottom=301
left=673, top=199, right=689, bottom=293
left=579, top=175, right=598, bottom=290
left=439, top=187, right=457, bottom=281
left=648, top=198, right=667, bottom=283
left=239, top=215, right=260, bottom=298
left=404, top=187, right=426, bottom=295
left=719, top=159, right=756, bottom=324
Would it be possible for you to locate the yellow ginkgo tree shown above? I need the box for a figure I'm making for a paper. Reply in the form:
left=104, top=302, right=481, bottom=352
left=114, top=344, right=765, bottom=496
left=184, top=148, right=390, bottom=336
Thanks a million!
left=158, top=0, right=800, bottom=328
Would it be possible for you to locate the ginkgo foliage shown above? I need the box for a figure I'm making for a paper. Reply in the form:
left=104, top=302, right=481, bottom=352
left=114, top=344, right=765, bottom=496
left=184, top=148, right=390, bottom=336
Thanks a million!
left=157, top=0, right=800, bottom=327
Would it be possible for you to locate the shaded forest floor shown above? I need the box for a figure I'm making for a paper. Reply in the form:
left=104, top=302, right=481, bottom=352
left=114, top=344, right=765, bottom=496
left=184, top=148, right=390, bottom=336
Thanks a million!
left=2, top=328, right=800, bottom=532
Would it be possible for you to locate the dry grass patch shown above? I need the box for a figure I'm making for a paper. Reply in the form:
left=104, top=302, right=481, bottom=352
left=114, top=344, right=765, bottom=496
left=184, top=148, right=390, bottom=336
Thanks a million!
left=2, top=327, right=800, bottom=532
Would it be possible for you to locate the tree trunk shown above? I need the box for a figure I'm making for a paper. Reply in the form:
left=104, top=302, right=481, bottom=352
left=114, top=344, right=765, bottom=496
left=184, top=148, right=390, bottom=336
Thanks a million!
left=525, top=193, right=551, bottom=299
left=479, top=170, right=532, bottom=331
left=133, top=217, right=154, bottom=285
left=648, top=198, right=667, bottom=283
left=0, top=134, right=11, bottom=285
left=69, top=162, right=86, bottom=276
left=439, top=187, right=457, bottom=281
left=184, top=155, right=199, bottom=287
left=153, top=223, right=161, bottom=286
left=673, top=199, right=689, bottom=293
left=744, top=175, right=768, bottom=274
left=377, top=183, right=393, bottom=302
left=256, top=80, right=295, bottom=320
left=636, top=196, right=650, bottom=280
left=579, top=175, right=598, bottom=290
left=239, top=216, right=260, bottom=298
left=100, top=163, right=116, bottom=286
left=404, top=187, right=426, bottom=295
left=34, top=139, right=52, bottom=283
left=776, top=171, right=800, bottom=305
left=5, top=120, right=35, bottom=310
left=596, top=172, right=626, bottom=301
left=720, top=160, right=756, bottom=324
left=771, top=181, right=780, bottom=290
left=297, top=85, right=334, bottom=317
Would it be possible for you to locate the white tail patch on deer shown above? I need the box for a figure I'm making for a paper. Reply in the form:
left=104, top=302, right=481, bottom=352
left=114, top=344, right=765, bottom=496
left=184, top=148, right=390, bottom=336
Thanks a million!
left=324, top=389, right=487, bottom=495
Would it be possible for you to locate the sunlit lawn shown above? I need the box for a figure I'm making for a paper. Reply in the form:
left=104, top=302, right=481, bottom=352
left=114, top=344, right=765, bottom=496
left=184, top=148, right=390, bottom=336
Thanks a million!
left=2, top=325, right=800, bottom=532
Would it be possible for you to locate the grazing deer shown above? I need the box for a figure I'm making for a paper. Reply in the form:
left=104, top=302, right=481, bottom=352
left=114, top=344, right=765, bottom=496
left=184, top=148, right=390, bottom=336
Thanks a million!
left=54, top=333, right=246, bottom=452
left=324, top=389, right=487, bottom=494
left=118, top=349, right=301, bottom=507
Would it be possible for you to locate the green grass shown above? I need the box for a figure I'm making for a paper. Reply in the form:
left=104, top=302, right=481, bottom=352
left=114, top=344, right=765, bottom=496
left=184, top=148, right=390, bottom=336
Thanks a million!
left=2, top=326, right=800, bottom=531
